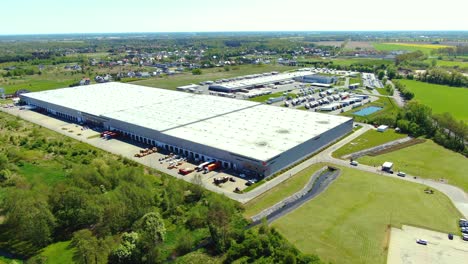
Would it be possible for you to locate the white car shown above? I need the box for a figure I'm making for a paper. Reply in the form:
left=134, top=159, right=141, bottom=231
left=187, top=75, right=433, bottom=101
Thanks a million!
left=397, top=171, right=406, bottom=177
left=350, top=161, right=359, bottom=166
left=416, top=239, right=427, bottom=245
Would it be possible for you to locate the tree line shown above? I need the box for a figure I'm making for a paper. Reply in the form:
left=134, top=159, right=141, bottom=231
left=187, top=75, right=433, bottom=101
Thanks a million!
left=417, top=68, right=467, bottom=87
left=0, top=113, right=323, bottom=264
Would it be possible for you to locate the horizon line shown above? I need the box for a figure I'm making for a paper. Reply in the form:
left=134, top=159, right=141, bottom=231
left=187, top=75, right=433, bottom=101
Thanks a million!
left=1, top=30, right=468, bottom=37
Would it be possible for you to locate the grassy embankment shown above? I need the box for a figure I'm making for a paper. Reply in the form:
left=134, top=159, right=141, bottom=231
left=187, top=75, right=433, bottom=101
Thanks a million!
left=357, top=140, right=468, bottom=192
left=332, top=129, right=407, bottom=158
left=272, top=166, right=462, bottom=264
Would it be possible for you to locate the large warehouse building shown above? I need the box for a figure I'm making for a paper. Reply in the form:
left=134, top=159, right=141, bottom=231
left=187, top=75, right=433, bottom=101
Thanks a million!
left=20, top=83, right=353, bottom=177
left=208, top=71, right=311, bottom=93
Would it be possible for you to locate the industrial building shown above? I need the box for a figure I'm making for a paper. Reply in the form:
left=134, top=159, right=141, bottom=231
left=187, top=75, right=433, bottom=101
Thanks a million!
left=20, top=82, right=353, bottom=177
left=294, top=74, right=338, bottom=84
left=208, top=71, right=311, bottom=93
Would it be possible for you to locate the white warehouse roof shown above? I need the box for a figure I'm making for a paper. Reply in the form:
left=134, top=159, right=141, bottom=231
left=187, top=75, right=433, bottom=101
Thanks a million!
left=22, top=82, right=352, bottom=161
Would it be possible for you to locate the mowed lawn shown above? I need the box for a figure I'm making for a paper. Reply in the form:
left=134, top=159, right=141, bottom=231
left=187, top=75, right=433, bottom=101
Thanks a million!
left=333, top=129, right=407, bottom=158
left=357, top=140, right=468, bottom=192
left=133, top=64, right=298, bottom=90
left=273, top=166, right=462, bottom=264
left=243, top=163, right=327, bottom=218
left=399, top=79, right=468, bottom=122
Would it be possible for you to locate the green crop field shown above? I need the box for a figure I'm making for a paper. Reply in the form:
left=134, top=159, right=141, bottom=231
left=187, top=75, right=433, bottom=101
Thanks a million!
left=373, top=43, right=452, bottom=54
left=329, top=58, right=393, bottom=67
left=332, top=129, right=407, bottom=158
left=398, top=79, right=468, bottom=122
left=273, top=166, right=462, bottom=264
left=357, top=140, right=468, bottom=192
left=243, top=163, right=327, bottom=218
left=133, top=64, right=298, bottom=90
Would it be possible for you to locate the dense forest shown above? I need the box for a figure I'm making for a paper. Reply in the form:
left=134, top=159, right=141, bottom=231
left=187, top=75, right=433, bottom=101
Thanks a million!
left=0, top=112, right=323, bottom=263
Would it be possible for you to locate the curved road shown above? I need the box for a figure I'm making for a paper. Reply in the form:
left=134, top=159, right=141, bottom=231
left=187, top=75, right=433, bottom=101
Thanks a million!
left=231, top=124, right=468, bottom=218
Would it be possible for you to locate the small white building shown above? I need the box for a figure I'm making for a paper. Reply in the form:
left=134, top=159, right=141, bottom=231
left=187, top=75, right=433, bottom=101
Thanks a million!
left=382, top=162, right=393, bottom=171
left=377, top=125, right=389, bottom=132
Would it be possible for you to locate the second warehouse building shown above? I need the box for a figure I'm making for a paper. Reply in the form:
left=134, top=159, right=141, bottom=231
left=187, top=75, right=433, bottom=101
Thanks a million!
left=20, top=82, right=353, bottom=177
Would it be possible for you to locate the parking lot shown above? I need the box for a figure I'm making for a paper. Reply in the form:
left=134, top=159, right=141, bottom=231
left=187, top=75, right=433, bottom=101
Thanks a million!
left=387, top=225, right=468, bottom=264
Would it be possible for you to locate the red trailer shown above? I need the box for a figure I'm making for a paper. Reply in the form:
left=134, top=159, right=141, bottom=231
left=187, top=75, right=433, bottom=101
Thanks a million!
left=179, top=168, right=194, bottom=175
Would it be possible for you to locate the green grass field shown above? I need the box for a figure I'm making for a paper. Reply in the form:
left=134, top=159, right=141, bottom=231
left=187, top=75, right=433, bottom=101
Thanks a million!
left=398, top=79, right=468, bottom=122
left=348, top=77, right=362, bottom=86
left=357, top=140, right=468, bottom=192
left=342, top=96, right=399, bottom=122
left=248, top=91, right=295, bottom=103
left=133, top=64, right=298, bottom=90
left=2, top=75, right=79, bottom=94
left=426, top=59, right=468, bottom=71
left=17, top=162, right=66, bottom=186
left=332, top=129, right=407, bottom=158
left=273, top=166, right=462, bottom=264
left=35, top=241, right=75, bottom=264
left=243, top=163, right=327, bottom=218
left=373, top=43, right=452, bottom=54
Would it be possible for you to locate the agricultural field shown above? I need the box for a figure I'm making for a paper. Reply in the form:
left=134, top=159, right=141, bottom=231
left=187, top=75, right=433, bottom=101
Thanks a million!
left=273, top=166, right=462, bottom=264
left=133, top=64, right=298, bottom=90
left=332, top=129, right=407, bottom=158
left=398, top=79, right=468, bottom=122
left=329, top=58, right=392, bottom=67
left=343, top=41, right=376, bottom=50
left=243, top=163, right=327, bottom=218
left=357, top=140, right=468, bottom=192
left=373, top=43, right=453, bottom=54
left=0, top=63, right=158, bottom=94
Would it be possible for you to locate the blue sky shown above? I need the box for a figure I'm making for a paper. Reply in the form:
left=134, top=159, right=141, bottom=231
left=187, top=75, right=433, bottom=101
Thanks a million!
left=1, top=0, right=467, bottom=34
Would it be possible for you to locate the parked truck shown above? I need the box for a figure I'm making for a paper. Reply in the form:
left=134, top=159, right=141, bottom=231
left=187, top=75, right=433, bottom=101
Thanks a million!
left=196, top=160, right=215, bottom=172
left=204, top=161, right=221, bottom=174
left=266, top=96, right=285, bottom=104
left=179, top=167, right=194, bottom=175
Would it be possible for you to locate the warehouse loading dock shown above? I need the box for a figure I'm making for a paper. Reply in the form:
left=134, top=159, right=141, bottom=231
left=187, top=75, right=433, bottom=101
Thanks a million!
left=20, top=82, right=353, bottom=177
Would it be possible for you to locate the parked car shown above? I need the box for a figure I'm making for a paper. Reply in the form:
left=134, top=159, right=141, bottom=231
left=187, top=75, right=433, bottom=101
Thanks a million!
left=416, top=239, right=427, bottom=245
left=397, top=171, right=406, bottom=177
